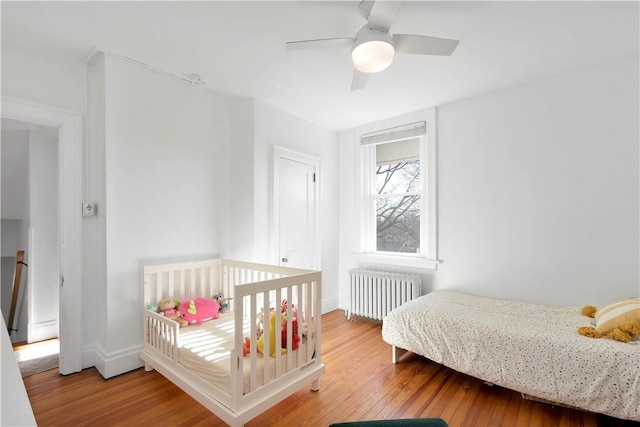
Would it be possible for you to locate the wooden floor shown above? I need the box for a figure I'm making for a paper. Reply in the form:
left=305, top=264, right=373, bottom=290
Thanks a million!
left=23, top=310, right=638, bottom=427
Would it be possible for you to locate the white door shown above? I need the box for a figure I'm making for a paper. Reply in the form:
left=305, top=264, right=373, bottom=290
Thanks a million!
left=275, top=150, right=319, bottom=269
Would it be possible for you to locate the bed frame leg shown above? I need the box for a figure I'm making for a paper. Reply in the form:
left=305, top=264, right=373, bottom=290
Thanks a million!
left=311, top=379, right=320, bottom=392
left=392, top=346, right=408, bottom=364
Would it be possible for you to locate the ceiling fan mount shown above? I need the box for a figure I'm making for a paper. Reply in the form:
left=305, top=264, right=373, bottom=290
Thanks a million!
left=286, top=0, right=460, bottom=91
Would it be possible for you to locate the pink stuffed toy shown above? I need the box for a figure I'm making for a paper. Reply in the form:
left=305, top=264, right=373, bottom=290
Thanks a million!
left=179, top=298, right=220, bottom=325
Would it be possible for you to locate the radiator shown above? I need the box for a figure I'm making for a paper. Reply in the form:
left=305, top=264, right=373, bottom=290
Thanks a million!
left=347, top=269, right=422, bottom=321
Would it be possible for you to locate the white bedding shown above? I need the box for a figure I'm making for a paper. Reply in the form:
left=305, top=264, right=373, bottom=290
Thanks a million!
left=381, top=291, right=640, bottom=421
left=178, top=311, right=313, bottom=394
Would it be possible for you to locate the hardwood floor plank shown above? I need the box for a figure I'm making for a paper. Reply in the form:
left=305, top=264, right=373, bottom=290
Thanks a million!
left=21, top=310, right=637, bottom=427
left=458, top=382, right=499, bottom=426
left=441, top=376, right=484, bottom=426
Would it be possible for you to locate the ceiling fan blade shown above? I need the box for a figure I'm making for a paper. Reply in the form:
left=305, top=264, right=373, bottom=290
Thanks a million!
left=393, top=34, right=459, bottom=56
left=351, top=69, right=369, bottom=91
left=366, top=0, right=402, bottom=32
left=286, top=38, right=354, bottom=50
left=357, top=0, right=375, bottom=20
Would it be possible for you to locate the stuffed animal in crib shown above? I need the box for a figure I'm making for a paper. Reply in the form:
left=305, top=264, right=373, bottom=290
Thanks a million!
left=281, top=299, right=299, bottom=318
left=158, top=297, right=188, bottom=328
left=578, top=298, right=640, bottom=343
left=243, top=337, right=251, bottom=356
left=179, top=298, right=220, bottom=325
left=212, top=292, right=232, bottom=313
left=281, top=299, right=307, bottom=338
left=281, top=316, right=301, bottom=351
left=256, top=308, right=265, bottom=337
left=257, top=314, right=286, bottom=357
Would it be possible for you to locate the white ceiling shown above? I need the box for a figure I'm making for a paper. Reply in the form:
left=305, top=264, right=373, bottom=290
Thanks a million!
left=2, top=1, right=638, bottom=131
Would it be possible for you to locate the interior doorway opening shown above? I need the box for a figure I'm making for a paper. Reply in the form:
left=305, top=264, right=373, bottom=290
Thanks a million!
left=1, top=118, right=60, bottom=346
left=2, top=117, right=61, bottom=375
left=1, top=97, right=83, bottom=375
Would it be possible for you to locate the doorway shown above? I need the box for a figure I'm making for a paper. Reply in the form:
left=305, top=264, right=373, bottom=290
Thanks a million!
left=1, top=97, right=83, bottom=375
left=1, top=118, right=60, bottom=348
left=273, top=147, right=320, bottom=270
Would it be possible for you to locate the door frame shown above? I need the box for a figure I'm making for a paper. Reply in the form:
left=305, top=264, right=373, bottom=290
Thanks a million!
left=272, top=146, right=320, bottom=269
left=1, top=97, right=83, bottom=375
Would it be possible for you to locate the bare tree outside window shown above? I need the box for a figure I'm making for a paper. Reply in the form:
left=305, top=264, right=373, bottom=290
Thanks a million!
left=375, top=147, right=421, bottom=253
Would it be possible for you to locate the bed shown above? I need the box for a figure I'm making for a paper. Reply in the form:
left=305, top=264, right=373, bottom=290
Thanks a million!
left=140, top=259, right=324, bottom=427
left=381, top=291, right=640, bottom=422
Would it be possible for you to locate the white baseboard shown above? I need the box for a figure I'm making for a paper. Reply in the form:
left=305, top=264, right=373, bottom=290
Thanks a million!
left=27, top=319, right=58, bottom=343
left=322, top=296, right=339, bottom=314
left=85, top=343, right=144, bottom=379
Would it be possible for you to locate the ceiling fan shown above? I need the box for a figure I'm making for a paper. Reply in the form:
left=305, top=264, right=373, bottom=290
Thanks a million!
left=286, top=0, right=459, bottom=91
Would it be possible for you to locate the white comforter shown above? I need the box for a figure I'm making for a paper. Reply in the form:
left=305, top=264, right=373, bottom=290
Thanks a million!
left=381, top=291, right=640, bottom=421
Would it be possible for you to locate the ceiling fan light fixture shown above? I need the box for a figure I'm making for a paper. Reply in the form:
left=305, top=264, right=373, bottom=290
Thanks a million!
left=351, top=27, right=395, bottom=73
left=352, top=39, right=395, bottom=73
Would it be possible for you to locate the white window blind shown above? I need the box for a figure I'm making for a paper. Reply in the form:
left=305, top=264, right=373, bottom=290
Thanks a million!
left=360, top=121, right=426, bottom=146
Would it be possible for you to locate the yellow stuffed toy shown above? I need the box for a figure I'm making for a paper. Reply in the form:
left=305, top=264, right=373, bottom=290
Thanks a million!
left=578, top=299, right=640, bottom=343
left=256, top=313, right=286, bottom=357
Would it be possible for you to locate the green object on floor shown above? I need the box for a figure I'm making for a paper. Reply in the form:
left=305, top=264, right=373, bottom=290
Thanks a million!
left=329, top=418, right=449, bottom=427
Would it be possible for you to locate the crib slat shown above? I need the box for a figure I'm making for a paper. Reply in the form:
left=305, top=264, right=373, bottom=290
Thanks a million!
left=262, top=292, right=270, bottom=384
left=249, top=294, right=258, bottom=391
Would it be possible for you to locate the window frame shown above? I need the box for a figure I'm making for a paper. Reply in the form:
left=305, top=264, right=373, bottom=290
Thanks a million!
left=355, top=108, right=439, bottom=270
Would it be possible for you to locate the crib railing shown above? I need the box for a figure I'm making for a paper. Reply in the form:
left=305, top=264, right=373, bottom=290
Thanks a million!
left=232, top=272, right=320, bottom=394
left=142, top=258, right=324, bottom=418
left=143, top=259, right=222, bottom=309
left=143, top=310, right=179, bottom=362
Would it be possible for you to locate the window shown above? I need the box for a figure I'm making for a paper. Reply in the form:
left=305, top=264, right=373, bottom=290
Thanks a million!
left=357, top=113, right=438, bottom=270
left=375, top=138, right=421, bottom=253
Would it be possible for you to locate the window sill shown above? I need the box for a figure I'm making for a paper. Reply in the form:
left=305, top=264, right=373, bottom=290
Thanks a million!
left=352, top=252, right=440, bottom=271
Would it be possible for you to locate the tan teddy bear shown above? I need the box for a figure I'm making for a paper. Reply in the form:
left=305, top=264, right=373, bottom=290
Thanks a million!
left=158, top=297, right=188, bottom=328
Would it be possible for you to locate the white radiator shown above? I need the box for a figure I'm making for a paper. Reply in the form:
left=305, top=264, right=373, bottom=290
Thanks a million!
left=347, top=269, right=422, bottom=321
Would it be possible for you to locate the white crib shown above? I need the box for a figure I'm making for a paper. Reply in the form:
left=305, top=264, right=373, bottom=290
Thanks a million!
left=140, top=258, right=324, bottom=427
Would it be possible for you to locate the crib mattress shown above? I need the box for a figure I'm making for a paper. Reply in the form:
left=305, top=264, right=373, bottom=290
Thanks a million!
left=381, top=291, right=640, bottom=421
left=178, top=311, right=312, bottom=394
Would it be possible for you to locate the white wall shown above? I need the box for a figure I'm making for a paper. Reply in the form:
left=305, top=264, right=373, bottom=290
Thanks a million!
left=226, top=99, right=255, bottom=260
left=85, top=53, right=107, bottom=364
left=1, top=39, right=85, bottom=113
left=1, top=130, right=29, bottom=220
left=87, top=53, right=231, bottom=377
left=434, top=56, right=639, bottom=306
left=338, top=56, right=639, bottom=308
left=337, top=129, right=357, bottom=309
left=318, top=126, right=340, bottom=312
